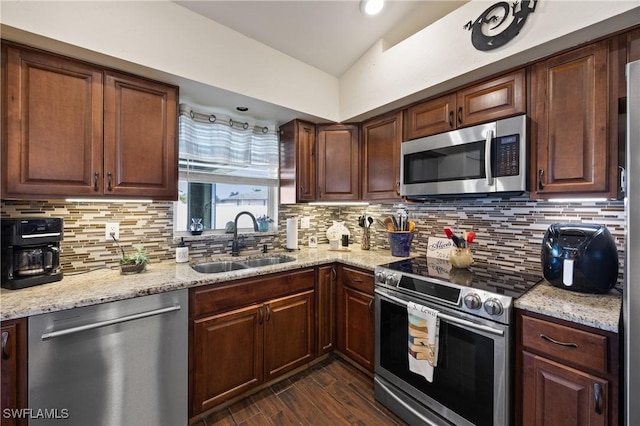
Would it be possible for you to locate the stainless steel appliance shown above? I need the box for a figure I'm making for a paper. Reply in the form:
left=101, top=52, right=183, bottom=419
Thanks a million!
left=374, top=259, right=541, bottom=425
left=28, top=289, right=188, bottom=426
left=541, top=223, right=619, bottom=293
left=624, top=59, right=639, bottom=426
left=1, top=218, right=63, bottom=289
left=400, top=114, right=527, bottom=198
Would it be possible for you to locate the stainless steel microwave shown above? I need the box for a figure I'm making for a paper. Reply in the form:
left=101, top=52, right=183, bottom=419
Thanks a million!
left=400, top=114, right=528, bottom=198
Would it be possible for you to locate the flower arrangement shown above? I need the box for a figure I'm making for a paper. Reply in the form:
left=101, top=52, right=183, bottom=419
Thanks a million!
left=443, top=227, right=476, bottom=248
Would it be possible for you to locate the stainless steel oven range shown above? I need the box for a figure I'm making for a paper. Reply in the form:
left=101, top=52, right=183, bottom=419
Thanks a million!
left=374, top=259, right=541, bottom=426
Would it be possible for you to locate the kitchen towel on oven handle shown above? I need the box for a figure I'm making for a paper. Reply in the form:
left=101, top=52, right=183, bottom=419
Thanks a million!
left=407, top=301, right=440, bottom=382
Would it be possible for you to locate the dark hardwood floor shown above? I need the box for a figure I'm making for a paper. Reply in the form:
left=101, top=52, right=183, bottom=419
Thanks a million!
left=194, top=356, right=407, bottom=426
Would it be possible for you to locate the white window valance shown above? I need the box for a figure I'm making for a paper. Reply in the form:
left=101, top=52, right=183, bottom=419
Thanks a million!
left=178, top=104, right=279, bottom=179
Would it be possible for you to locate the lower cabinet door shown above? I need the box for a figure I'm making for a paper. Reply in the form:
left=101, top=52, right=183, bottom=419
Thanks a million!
left=192, top=304, right=263, bottom=415
left=264, top=291, right=315, bottom=381
left=522, top=351, right=608, bottom=426
left=340, top=287, right=375, bottom=372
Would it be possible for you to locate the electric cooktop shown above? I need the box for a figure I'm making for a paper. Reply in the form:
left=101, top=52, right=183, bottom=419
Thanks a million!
left=378, top=257, right=543, bottom=300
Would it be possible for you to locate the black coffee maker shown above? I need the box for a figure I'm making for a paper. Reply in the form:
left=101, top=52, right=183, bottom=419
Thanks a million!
left=1, top=218, right=64, bottom=290
left=541, top=223, right=618, bottom=294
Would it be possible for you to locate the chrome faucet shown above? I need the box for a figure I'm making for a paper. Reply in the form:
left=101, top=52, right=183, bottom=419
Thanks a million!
left=231, top=211, right=259, bottom=256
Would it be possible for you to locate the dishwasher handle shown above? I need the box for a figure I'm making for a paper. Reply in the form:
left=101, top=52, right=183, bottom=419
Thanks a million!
left=41, top=304, right=182, bottom=341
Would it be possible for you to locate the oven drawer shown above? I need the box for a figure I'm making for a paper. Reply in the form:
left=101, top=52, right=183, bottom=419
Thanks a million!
left=521, top=315, right=607, bottom=373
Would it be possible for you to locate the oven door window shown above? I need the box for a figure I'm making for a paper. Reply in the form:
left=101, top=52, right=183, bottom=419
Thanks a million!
left=379, top=299, right=494, bottom=426
left=403, top=141, right=485, bottom=184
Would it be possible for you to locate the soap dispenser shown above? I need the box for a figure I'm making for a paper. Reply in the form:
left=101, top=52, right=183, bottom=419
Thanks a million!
left=176, top=238, right=189, bottom=263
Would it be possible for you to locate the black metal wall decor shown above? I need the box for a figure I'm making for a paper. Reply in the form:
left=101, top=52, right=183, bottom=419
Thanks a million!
left=464, top=0, right=538, bottom=51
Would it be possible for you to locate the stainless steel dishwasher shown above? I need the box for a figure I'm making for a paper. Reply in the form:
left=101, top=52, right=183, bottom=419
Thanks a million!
left=28, top=289, right=188, bottom=426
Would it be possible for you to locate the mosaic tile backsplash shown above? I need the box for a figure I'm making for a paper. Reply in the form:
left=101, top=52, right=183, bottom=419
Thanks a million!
left=1, top=197, right=626, bottom=287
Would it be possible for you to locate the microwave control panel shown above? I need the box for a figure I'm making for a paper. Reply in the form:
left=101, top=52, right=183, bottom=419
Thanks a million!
left=494, top=134, right=520, bottom=177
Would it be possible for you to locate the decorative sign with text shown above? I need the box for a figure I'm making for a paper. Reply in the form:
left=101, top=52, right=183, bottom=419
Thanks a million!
left=427, top=237, right=455, bottom=260
left=464, top=0, right=539, bottom=51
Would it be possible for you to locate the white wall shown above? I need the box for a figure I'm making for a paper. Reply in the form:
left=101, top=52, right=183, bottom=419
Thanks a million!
left=0, top=0, right=340, bottom=122
left=340, top=0, right=640, bottom=121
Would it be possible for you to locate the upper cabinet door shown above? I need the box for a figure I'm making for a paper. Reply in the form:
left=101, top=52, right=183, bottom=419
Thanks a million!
left=531, top=40, right=611, bottom=198
left=362, top=111, right=403, bottom=201
left=103, top=71, right=178, bottom=200
left=2, top=44, right=104, bottom=198
left=456, top=69, right=526, bottom=127
left=404, top=94, right=456, bottom=140
left=279, top=119, right=316, bottom=203
left=317, top=124, right=360, bottom=201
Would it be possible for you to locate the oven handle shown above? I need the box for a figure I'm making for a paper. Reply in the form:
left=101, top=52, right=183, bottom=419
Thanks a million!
left=375, top=289, right=504, bottom=337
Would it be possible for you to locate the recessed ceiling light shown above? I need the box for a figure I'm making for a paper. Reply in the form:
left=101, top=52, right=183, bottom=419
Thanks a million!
left=360, top=0, right=384, bottom=16
left=236, top=106, right=248, bottom=112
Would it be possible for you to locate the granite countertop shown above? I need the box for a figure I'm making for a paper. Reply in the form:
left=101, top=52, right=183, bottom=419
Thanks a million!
left=0, top=246, right=402, bottom=321
left=515, top=280, right=622, bottom=333
left=2, top=247, right=623, bottom=334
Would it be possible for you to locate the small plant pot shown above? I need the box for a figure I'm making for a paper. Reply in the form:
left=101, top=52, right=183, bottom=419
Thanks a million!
left=120, top=262, right=146, bottom=275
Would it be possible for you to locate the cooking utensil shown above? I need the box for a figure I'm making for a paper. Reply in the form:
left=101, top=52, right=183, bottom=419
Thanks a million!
left=367, top=217, right=374, bottom=228
left=383, top=217, right=396, bottom=232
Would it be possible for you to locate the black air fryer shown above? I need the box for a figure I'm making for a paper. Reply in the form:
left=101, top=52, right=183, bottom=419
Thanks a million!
left=541, top=223, right=618, bottom=294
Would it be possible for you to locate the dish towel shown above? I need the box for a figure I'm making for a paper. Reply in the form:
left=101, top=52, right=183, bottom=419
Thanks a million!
left=407, top=301, right=440, bottom=382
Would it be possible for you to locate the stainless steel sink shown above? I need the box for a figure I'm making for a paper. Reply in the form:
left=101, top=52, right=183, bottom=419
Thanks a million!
left=191, top=261, right=248, bottom=274
left=242, top=255, right=296, bottom=267
left=191, top=255, right=295, bottom=273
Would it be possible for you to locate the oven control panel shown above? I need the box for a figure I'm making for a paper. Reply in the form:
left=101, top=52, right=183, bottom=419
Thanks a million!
left=374, top=266, right=513, bottom=324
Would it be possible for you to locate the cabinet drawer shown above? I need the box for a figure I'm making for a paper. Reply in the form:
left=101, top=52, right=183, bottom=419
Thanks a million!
left=521, top=316, right=608, bottom=374
left=191, top=268, right=315, bottom=317
left=340, top=266, right=373, bottom=294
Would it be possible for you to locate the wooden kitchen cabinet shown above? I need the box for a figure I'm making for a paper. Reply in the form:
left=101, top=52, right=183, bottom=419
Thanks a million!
left=1, top=42, right=178, bottom=200
left=1, top=319, right=27, bottom=426
left=279, top=119, right=316, bottom=203
left=316, top=265, right=337, bottom=356
left=361, top=111, right=403, bottom=201
left=316, top=123, right=360, bottom=201
left=404, top=69, right=525, bottom=140
left=189, top=268, right=315, bottom=416
left=516, top=311, right=619, bottom=426
left=337, top=265, right=375, bottom=373
left=530, top=40, right=616, bottom=199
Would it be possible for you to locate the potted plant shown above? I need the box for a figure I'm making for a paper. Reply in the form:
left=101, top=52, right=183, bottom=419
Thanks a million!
left=119, top=246, right=150, bottom=275
left=256, top=215, right=273, bottom=232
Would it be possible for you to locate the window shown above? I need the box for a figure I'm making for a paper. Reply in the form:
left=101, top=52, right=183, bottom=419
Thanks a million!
left=175, top=104, right=279, bottom=233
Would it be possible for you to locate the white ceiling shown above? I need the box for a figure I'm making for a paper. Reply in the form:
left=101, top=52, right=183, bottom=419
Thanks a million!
left=174, top=1, right=467, bottom=78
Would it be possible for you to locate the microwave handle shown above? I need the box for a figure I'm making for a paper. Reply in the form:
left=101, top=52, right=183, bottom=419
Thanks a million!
left=485, top=130, right=494, bottom=186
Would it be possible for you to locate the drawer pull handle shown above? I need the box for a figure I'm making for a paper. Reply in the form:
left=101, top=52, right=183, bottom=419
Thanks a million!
left=266, top=304, right=272, bottom=322
left=93, top=172, right=99, bottom=191
left=107, top=172, right=113, bottom=191
left=594, top=383, right=603, bottom=414
left=540, top=333, right=578, bottom=348
left=350, top=277, right=363, bottom=283
left=448, top=111, right=454, bottom=128
left=258, top=306, right=264, bottom=324
left=1, top=331, right=9, bottom=360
